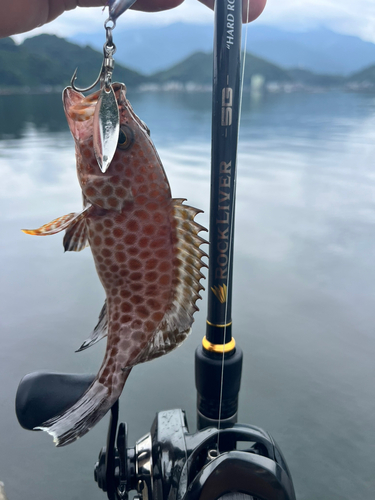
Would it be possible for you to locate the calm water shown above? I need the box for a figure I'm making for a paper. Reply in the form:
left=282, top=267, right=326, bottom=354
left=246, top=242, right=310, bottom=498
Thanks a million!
left=0, top=89, right=375, bottom=500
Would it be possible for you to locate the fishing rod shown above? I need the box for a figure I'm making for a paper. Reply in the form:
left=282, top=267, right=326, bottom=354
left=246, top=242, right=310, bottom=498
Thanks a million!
left=195, top=0, right=244, bottom=432
left=15, top=1, right=297, bottom=499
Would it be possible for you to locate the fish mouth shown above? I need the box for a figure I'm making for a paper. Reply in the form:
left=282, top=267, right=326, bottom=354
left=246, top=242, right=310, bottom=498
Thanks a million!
left=63, top=84, right=125, bottom=142
left=63, top=83, right=150, bottom=142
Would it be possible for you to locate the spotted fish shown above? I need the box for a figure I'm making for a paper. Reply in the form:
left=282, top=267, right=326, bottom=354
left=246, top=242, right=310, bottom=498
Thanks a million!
left=23, top=83, right=207, bottom=446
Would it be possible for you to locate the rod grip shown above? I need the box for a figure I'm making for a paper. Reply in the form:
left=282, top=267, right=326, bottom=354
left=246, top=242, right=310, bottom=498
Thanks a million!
left=195, top=344, right=243, bottom=430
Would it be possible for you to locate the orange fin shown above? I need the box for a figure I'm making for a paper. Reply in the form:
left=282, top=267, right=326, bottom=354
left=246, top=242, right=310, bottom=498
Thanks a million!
left=22, top=207, right=90, bottom=237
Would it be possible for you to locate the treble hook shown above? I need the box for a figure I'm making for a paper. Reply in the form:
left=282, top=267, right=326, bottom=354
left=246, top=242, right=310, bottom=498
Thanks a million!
left=71, top=19, right=117, bottom=93
left=70, top=66, right=103, bottom=93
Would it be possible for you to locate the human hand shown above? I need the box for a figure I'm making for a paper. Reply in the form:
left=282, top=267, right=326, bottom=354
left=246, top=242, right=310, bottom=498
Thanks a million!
left=133, top=0, right=267, bottom=23
left=0, top=0, right=266, bottom=38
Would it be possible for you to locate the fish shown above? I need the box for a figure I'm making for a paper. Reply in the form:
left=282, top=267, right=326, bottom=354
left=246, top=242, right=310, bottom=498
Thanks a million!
left=23, top=83, right=207, bottom=446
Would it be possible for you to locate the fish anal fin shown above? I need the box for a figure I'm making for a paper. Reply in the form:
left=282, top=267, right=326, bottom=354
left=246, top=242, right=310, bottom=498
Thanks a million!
left=76, top=301, right=108, bottom=352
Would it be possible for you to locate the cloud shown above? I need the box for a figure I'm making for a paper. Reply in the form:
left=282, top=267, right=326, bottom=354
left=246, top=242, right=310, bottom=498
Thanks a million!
left=12, top=0, right=375, bottom=44
left=259, top=0, right=375, bottom=42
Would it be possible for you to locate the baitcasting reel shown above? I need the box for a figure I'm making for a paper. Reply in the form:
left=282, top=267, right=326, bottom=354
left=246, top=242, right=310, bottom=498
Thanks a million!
left=16, top=371, right=296, bottom=500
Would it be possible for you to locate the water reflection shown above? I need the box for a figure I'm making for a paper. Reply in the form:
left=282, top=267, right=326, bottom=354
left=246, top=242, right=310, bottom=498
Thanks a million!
left=1, top=90, right=375, bottom=500
left=0, top=93, right=67, bottom=139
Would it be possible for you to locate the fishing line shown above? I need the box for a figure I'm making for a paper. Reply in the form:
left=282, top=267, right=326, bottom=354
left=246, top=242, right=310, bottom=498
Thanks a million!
left=216, top=0, right=250, bottom=452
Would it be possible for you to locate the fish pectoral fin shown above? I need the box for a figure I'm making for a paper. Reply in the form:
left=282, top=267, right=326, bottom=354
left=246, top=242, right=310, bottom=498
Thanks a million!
left=76, top=300, right=108, bottom=352
left=64, top=216, right=89, bottom=252
left=22, top=206, right=90, bottom=237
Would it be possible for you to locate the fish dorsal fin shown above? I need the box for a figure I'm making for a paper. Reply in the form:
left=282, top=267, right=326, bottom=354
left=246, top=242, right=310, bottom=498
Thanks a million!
left=63, top=216, right=89, bottom=252
left=76, top=301, right=108, bottom=352
left=140, top=199, right=208, bottom=363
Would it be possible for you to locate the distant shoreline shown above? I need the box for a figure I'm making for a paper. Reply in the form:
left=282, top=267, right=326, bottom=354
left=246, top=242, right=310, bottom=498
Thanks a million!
left=1, top=83, right=374, bottom=96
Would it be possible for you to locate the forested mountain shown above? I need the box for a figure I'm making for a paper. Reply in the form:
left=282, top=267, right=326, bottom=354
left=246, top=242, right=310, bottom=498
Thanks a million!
left=1, top=34, right=375, bottom=93
left=0, top=35, right=145, bottom=90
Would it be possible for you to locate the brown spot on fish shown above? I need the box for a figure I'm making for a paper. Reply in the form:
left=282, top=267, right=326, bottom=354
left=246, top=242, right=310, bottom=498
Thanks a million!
left=145, top=321, right=154, bottom=333
left=136, top=305, right=149, bottom=318
left=131, top=319, right=142, bottom=329
left=130, top=283, right=143, bottom=292
left=134, top=209, right=149, bottom=220
left=115, top=252, right=126, bottom=263
left=138, top=237, right=149, bottom=249
left=102, top=185, right=113, bottom=196
left=121, top=303, right=133, bottom=313
left=129, top=272, right=142, bottom=281
left=129, top=258, right=141, bottom=271
left=136, top=195, right=148, bottom=205
left=152, top=311, right=164, bottom=322
left=159, top=274, right=170, bottom=286
left=127, top=220, right=139, bottom=232
left=104, top=237, right=115, bottom=247
left=146, top=258, right=157, bottom=270
left=113, top=227, right=124, bottom=238
left=145, top=271, right=158, bottom=282
left=86, top=187, right=97, bottom=197
left=153, top=212, right=164, bottom=224
left=159, top=261, right=170, bottom=272
left=147, top=298, right=160, bottom=310
left=150, top=239, right=165, bottom=249
left=144, top=225, right=155, bottom=236
left=115, top=187, right=126, bottom=198
left=130, top=295, right=142, bottom=305
left=125, top=234, right=137, bottom=245
left=146, top=202, right=158, bottom=211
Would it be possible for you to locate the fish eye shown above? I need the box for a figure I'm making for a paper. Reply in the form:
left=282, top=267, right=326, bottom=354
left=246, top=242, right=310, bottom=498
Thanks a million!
left=118, top=125, right=134, bottom=150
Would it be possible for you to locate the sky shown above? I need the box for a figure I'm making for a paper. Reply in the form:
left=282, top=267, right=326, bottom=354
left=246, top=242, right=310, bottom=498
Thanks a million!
left=12, top=0, right=375, bottom=44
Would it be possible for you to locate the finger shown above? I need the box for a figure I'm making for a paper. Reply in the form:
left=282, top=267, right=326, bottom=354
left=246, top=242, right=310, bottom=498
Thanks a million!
left=131, top=0, right=185, bottom=11
left=197, top=0, right=267, bottom=23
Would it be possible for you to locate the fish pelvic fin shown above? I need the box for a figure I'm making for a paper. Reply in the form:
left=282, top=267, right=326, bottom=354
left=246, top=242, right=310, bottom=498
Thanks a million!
left=22, top=206, right=90, bottom=238
left=36, top=368, right=131, bottom=447
left=76, top=300, right=108, bottom=352
left=140, top=199, right=208, bottom=363
left=63, top=215, right=89, bottom=252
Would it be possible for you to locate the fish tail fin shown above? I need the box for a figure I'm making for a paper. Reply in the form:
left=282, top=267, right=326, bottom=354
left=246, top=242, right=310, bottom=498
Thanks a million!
left=36, top=369, right=130, bottom=447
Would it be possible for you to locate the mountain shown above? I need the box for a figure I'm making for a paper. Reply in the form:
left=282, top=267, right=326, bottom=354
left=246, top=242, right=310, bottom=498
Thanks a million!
left=2, top=34, right=375, bottom=93
left=286, top=68, right=345, bottom=88
left=0, top=35, right=145, bottom=90
left=69, top=23, right=375, bottom=76
left=148, top=51, right=291, bottom=86
left=346, top=64, right=375, bottom=91
left=348, top=64, right=375, bottom=84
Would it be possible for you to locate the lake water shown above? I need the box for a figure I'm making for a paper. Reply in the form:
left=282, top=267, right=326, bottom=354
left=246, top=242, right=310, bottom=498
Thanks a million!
left=0, top=89, right=375, bottom=500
